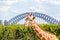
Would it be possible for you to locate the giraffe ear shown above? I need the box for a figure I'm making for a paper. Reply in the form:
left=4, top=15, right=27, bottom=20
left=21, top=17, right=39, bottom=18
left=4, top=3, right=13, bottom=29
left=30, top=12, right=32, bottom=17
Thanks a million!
left=33, top=17, right=35, bottom=20
left=26, top=14, right=32, bottom=17
left=29, top=14, right=32, bottom=16
left=28, top=14, right=32, bottom=16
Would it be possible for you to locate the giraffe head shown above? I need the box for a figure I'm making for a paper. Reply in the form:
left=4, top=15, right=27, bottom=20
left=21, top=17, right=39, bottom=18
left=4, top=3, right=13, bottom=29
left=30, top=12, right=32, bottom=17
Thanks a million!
left=24, top=14, right=35, bottom=27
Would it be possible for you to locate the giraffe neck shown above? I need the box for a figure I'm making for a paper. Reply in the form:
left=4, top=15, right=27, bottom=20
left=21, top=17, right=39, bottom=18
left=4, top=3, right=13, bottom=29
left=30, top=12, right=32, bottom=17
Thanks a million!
left=31, top=22, right=58, bottom=40
left=31, top=22, right=44, bottom=39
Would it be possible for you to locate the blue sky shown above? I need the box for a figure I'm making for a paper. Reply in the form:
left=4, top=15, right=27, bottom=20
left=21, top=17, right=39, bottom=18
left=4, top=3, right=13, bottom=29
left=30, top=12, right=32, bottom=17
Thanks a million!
left=0, top=0, right=60, bottom=23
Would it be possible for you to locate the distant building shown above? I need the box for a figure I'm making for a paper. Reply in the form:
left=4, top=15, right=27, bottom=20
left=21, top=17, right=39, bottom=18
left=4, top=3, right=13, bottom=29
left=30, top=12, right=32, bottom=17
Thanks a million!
left=4, top=20, right=9, bottom=26
left=0, top=20, right=2, bottom=25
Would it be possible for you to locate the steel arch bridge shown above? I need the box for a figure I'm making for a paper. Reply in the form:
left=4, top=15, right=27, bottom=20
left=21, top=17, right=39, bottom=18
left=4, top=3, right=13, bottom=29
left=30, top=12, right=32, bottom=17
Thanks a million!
left=8, top=12, right=60, bottom=24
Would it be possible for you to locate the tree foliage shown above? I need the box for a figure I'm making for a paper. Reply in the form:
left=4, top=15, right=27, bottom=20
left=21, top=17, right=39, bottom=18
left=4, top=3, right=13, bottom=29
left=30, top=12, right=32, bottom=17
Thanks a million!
left=0, top=24, right=60, bottom=40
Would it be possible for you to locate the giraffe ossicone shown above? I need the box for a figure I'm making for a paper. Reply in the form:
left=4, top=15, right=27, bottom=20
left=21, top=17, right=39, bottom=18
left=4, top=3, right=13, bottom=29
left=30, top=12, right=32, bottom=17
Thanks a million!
left=24, top=14, right=58, bottom=40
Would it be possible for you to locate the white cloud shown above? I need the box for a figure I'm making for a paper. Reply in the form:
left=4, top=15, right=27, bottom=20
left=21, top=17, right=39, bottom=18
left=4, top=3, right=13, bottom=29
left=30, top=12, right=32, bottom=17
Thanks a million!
left=0, top=0, right=60, bottom=21
left=28, top=7, right=46, bottom=13
left=35, top=0, right=43, bottom=4
left=0, top=6, right=10, bottom=13
left=36, top=0, right=60, bottom=5
left=0, top=0, right=18, bottom=5
left=0, top=0, right=18, bottom=13
left=46, top=0, right=60, bottom=5
left=6, top=1, right=18, bottom=5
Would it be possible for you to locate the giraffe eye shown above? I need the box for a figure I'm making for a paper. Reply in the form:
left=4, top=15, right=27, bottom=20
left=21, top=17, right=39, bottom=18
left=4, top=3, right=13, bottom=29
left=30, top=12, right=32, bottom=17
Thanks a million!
left=30, top=20, right=32, bottom=21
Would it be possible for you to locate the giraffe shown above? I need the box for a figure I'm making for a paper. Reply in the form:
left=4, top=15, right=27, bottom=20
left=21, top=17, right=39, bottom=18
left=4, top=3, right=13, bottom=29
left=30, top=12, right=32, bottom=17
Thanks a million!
left=24, top=14, right=58, bottom=40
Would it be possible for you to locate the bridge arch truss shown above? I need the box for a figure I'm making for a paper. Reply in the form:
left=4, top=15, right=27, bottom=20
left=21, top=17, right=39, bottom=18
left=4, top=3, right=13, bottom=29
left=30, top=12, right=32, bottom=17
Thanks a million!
left=8, top=12, right=60, bottom=24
